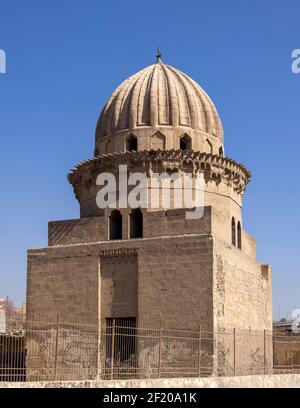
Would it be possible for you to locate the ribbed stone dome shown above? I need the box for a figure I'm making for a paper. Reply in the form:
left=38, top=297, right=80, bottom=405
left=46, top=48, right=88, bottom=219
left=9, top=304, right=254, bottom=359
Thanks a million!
left=95, top=58, right=224, bottom=155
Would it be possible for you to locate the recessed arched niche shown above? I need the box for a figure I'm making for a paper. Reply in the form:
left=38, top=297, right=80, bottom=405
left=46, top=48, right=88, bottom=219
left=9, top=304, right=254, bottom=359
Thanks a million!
left=231, top=217, right=236, bottom=246
left=179, top=134, right=192, bottom=150
left=105, top=140, right=113, bottom=153
left=109, top=210, right=122, bottom=240
left=237, top=221, right=242, bottom=249
left=130, top=208, right=143, bottom=238
left=151, top=131, right=166, bottom=150
left=126, top=134, right=138, bottom=151
left=204, top=138, right=213, bottom=154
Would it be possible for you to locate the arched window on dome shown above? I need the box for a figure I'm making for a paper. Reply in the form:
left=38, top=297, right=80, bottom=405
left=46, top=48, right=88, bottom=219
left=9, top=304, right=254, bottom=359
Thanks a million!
left=231, top=217, right=236, bottom=246
left=106, top=140, right=113, bottom=153
left=126, top=135, right=138, bottom=152
left=237, top=221, right=242, bottom=250
left=204, top=138, right=213, bottom=154
left=179, top=134, right=192, bottom=150
left=219, top=146, right=224, bottom=157
left=151, top=132, right=166, bottom=150
left=109, top=210, right=122, bottom=240
left=130, top=208, right=143, bottom=239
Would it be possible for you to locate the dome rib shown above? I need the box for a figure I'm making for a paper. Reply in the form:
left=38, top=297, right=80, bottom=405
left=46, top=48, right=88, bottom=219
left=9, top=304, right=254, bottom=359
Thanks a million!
left=96, top=61, right=223, bottom=142
left=161, top=63, right=179, bottom=127
left=167, top=65, right=197, bottom=129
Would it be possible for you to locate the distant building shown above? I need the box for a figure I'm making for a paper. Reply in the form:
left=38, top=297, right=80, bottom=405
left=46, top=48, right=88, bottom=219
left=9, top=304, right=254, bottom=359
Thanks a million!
left=274, top=320, right=300, bottom=336
left=0, top=309, right=5, bottom=334
left=0, top=297, right=26, bottom=330
left=273, top=321, right=300, bottom=372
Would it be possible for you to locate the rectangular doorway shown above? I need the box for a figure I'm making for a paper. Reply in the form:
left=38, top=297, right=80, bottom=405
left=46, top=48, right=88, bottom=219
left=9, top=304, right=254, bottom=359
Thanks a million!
left=105, top=317, right=136, bottom=363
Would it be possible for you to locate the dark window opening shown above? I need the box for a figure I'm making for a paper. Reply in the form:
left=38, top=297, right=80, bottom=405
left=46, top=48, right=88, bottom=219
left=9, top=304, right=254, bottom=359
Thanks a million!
left=127, top=136, right=137, bottom=151
left=237, top=221, right=242, bottom=249
left=180, top=139, right=187, bottom=150
left=109, top=210, right=122, bottom=240
left=219, top=147, right=224, bottom=156
left=105, top=318, right=136, bottom=363
left=179, top=135, right=191, bottom=150
left=231, top=217, right=236, bottom=246
left=130, top=208, right=143, bottom=238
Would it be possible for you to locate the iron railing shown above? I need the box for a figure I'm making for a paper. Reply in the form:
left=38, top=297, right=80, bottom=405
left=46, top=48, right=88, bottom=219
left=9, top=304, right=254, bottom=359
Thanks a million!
left=0, top=315, right=299, bottom=382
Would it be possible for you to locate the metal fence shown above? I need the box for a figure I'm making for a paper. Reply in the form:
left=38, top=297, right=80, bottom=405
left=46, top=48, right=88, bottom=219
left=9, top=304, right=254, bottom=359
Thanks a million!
left=0, top=315, right=299, bottom=382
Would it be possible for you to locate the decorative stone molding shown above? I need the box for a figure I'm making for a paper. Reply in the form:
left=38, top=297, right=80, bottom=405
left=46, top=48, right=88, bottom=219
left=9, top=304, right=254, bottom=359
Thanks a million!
left=68, top=150, right=251, bottom=201
left=99, top=248, right=138, bottom=257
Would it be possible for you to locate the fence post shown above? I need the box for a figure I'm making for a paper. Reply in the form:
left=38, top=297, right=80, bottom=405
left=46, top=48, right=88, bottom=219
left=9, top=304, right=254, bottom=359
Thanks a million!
left=158, top=322, right=163, bottom=379
left=263, top=329, right=266, bottom=374
left=54, top=314, right=60, bottom=381
left=233, top=328, right=236, bottom=376
left=97, top=323, right=102, bottom=381
left=272, top=335, right=275, bottom=374
left=249, top=328, right=252, bottom=375
left=110, top=318, right=116, bottom=380
left=198, top=325, right=202, bottom=377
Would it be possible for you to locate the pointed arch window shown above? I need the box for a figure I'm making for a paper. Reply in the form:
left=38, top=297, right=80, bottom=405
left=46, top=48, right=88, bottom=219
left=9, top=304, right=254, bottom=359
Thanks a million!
left=204, top=138, right=213, bottom=154
left=130, top=208, right=143, bottom=238
left=231, top=217, right=236, bottom=246
left=126, top=135, right=138, bottom=151
left=237, top=221, right=242, bottom=249
left=106, top=140, right=113, bottom=153
left=219, top=146, right=224, bottom=156
left=109, top=210, right=122, bottom=240
left=179, top=134, right=192, bottom=150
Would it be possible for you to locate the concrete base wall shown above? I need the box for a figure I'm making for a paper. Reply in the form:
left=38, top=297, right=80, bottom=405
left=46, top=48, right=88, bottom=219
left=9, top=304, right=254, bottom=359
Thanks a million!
left=1, top=374, right=300, bottom=388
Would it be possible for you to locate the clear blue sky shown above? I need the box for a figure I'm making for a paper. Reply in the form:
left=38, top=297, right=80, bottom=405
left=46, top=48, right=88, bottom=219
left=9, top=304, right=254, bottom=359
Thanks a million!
left=0, top=0, right=299, bottom=319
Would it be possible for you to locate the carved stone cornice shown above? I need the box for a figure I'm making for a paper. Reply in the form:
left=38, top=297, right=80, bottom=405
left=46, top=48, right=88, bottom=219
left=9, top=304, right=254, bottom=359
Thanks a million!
left=68, top=150, right=251, bottom=199
left=100, top=248, right=138, bottom=257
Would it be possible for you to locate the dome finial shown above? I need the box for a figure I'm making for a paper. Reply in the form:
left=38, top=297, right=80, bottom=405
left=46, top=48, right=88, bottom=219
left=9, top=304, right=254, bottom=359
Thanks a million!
left=156, top=46, right=162, bottom=63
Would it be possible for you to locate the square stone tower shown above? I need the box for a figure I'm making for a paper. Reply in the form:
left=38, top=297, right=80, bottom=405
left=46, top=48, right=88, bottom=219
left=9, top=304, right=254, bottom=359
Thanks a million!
left=26, top=54, right=272, bottom=376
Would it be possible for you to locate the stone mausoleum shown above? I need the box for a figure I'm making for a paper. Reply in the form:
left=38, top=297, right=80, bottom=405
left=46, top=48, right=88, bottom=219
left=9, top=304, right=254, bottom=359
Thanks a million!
left=26, top=52, right=272, bottom=376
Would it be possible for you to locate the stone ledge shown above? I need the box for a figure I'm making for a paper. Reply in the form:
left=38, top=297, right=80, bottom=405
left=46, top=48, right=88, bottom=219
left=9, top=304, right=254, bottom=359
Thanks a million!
left=1, top=375, right=300, bottom=388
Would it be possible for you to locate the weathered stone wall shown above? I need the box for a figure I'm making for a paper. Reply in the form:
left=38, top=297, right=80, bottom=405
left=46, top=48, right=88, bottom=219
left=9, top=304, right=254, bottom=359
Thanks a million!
left=143, top=207, right=211, bottom=238
left=214, top=240, right=272, bottom=331
left=47, top=207, right=212, bottom=246
left=213, top=237, right=272, bottom=375
left=28, top=233, right=214, bottom=328
left=137, top=235, right=214, bottom=331
left=25, top=325, right=99, bottom=382
left=48, top=216, right=105, bottom=246
left=27, top=249, right=99, bottom=322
